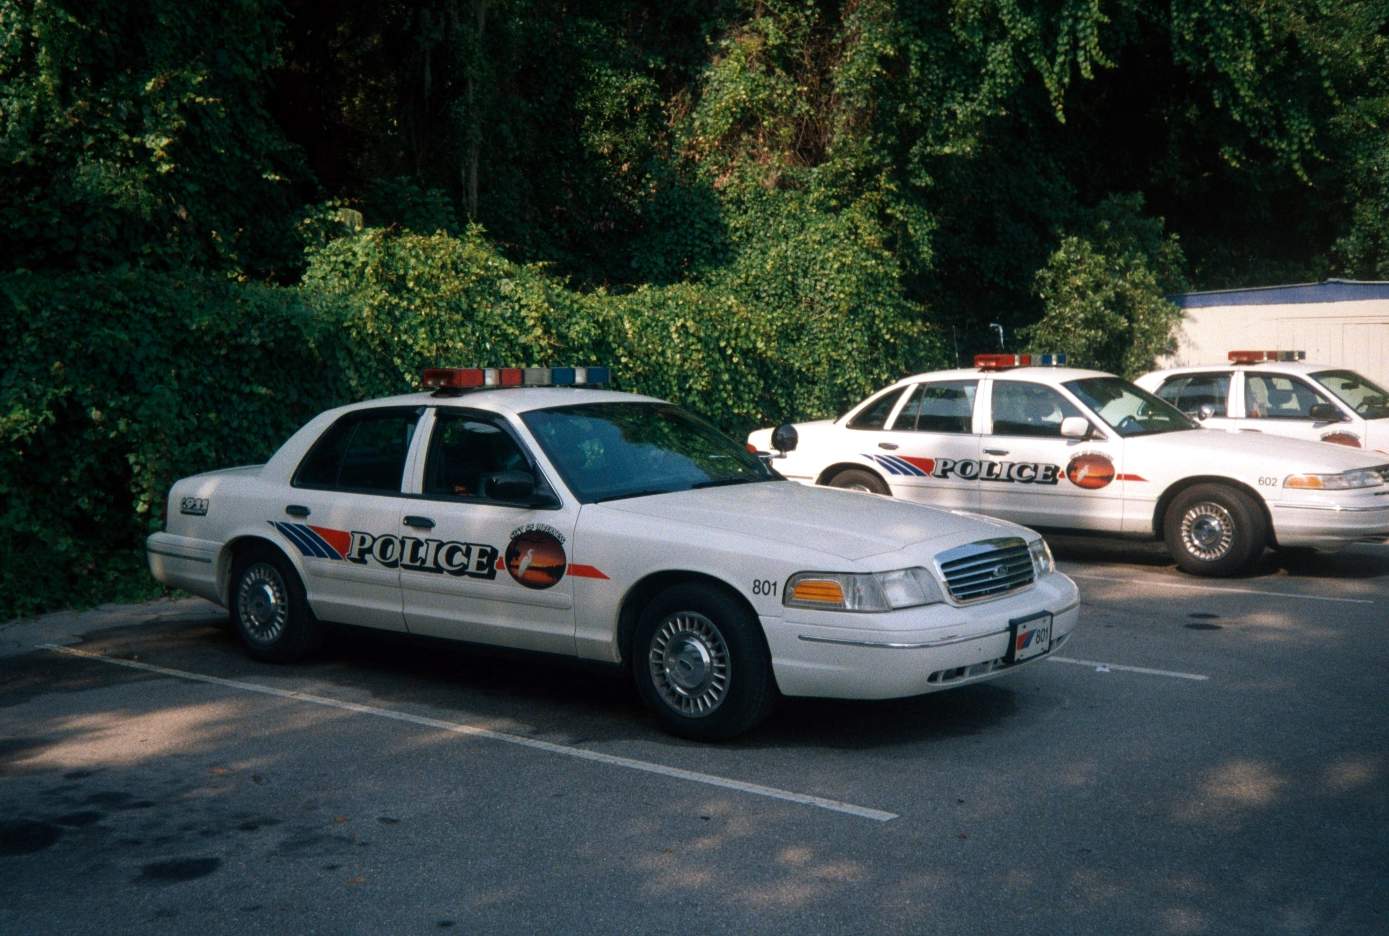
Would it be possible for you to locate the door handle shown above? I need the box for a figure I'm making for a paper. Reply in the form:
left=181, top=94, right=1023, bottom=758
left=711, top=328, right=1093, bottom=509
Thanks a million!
left=878, top=442, right=899, bottom=450
left=984, top=448, right=1009, bottom=456
left=403, top=515, right=435, bottom=530
left=285, top=504, right=310, bottom=518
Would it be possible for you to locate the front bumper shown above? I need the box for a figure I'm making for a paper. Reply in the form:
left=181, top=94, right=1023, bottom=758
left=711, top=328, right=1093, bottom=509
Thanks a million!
left=1269, top=494, right=1389, bottom=547
left=763, top=572, right=1080, bottom=699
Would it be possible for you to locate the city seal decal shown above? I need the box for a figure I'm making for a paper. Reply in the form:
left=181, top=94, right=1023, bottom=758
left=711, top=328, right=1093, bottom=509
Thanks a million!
left=505, top=527, right=568, bottom=590
left=268, top=522, right=498, bottom=579
left=1064, top=452, right=1115, bottom=490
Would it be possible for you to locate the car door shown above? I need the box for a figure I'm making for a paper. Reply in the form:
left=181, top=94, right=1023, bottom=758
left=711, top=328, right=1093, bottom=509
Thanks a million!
left=866, top=379, right=981, bottom=510
left=1240, top=371, right=1341, bottom=443
left=398, top=408, right=579, bottom=655
left=1153, top=371, right=1241, bottom=432
left=281, top=405, right=422, bottom=632
left=978, top=379, right=1126, bottom=531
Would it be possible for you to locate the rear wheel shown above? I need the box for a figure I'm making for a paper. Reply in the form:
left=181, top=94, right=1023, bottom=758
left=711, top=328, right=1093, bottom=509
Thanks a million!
left=632, top=584, right=776, bottom=740
left=229, top=546, right=324, bottom=662
left=1163, top=484, right=1266, bottom=576
left=826, top=468, right=890, bottom=495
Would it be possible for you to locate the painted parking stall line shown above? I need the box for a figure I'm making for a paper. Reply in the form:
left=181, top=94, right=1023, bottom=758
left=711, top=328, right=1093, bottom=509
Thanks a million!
left=42, top=645, right=898, bottom=823
left=1047, top=655, right=1210, bottom=682
left=1066, top=572, right=1374, bottom=606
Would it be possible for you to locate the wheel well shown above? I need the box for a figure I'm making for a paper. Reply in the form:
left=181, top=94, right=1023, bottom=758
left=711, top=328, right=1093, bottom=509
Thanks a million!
left=1152, top=477, right=1275, bottom=544
left=815, top=462, right=884, bottom=487
left=615, top=570, right=761, bottom=667
left=219, top=535, right=292, bottom=604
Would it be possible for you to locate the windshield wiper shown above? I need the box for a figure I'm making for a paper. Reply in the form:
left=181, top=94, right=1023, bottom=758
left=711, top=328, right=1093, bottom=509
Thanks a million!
left=594, top=487, right=680, bottom=503
left=691, top=477, right=767, bottom=489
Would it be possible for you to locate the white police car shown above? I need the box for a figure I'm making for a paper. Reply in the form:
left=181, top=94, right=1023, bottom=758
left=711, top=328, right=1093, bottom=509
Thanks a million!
left=147, top=366, right=1079, bottom=739
left=1135, top=351, right=1389, bottom=453
left=749, top=355, right=1389, bottom=576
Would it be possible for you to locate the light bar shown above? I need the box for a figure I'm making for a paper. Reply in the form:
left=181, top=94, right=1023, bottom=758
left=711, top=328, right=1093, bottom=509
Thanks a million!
left=423, top=366, right=612, bottom=391
left=1228, top=350, right=1306, bottom=364
left=1037, top=353, right=1067, bottom=366
left=975, top=353, right=1030, bottom=370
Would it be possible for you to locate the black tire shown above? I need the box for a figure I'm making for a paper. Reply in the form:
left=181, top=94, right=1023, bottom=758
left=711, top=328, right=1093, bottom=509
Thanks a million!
left=229, top=545, right=324, bottom=662
left=826, top=467, right=890, bottom=495
left=632, top=584, right=777, bottom=740
left=1163, top=484, right=1266, bottom=576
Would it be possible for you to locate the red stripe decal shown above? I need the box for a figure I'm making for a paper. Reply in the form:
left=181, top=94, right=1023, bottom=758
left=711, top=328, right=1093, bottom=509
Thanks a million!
left=496, top=555, right=506, bottom=570
left=310, top=526, right=351, bottom=557
left=567, top=564, right=609, bottom=580
left=1115, top=474, right=1147, bottom=482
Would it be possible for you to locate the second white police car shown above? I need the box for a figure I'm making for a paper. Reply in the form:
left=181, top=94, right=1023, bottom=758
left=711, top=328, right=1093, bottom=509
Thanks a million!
left=147, top=367, right=1078, bottom=739
left=749, top=355, right=1389, bottom=576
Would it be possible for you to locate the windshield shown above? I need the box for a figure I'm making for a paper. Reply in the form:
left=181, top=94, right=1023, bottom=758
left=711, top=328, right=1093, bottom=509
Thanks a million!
left=1312, top=370, right=1389, bottom=418
left=1063, top=377, right=1198, bottom=437
left=521, top=402, right=778, bottom=503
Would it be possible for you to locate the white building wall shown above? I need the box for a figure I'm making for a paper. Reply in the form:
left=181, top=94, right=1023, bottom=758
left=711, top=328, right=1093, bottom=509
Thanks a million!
left=1161, top=298, right=1389, bottom=388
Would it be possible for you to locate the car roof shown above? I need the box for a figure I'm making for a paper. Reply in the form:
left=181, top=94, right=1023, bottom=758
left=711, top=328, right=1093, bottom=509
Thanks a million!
left=1145, top=362, right=1339, bottom=379
left=326, top=387, right=665, bottom=420
left=891, top=365, right=1114, bottom=386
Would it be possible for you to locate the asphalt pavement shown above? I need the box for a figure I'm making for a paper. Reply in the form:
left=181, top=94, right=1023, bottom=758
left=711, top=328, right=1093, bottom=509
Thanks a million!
left=2, top=539, right=1386, bottom=934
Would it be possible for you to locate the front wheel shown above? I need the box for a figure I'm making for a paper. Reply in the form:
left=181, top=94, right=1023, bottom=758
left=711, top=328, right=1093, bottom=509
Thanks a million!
left=632, top=584, right=777, bottom=740
left=826, top=468, right=890, bottom=495
left=229, top=546, right=324, bottom=662
left=1163, top=484, right=1266, bottom=576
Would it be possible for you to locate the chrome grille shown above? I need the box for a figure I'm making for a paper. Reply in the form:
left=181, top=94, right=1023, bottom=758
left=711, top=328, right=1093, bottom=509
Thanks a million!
left=1374, top=464, right=1389, bottom=484
left=935, top=537, right=1034, bottom=603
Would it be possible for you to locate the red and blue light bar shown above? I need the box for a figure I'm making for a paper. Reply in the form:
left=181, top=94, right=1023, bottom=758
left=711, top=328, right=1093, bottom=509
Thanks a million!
left=1227, top=350, right=1306, bottom=364
left=422, top=366, right=612, bottom=391
left=973, top=353, right=1066, bottom=370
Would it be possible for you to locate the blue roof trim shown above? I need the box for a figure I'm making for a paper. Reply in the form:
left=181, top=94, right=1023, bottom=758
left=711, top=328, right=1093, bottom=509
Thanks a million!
left=1171, top=279, right=1389, bottom=308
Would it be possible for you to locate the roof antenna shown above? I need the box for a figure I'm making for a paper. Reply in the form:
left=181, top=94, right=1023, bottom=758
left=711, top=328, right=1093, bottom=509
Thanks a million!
left=988, top=322, right=1005, bottom=350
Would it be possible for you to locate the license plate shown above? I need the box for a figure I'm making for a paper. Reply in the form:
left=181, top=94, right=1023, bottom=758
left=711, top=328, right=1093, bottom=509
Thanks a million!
left=1007, top=611, right=1052, bottom=664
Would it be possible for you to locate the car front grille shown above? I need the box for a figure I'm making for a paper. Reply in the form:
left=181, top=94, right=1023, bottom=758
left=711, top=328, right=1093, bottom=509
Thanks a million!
left=1374, top=464, right=1389, bottom=484
left=935, top=537, right=1035, bottom=603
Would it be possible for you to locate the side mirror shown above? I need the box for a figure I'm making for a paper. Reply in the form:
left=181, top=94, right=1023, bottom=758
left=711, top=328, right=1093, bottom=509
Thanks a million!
left=1197, top=404, right=1215, bottom=421
left=485, top=469, right=536, bottom=502
left=1309, top=402, right=1345, bottom=422
left=771, top=423, right=799, bottom=454
left=1060, top=416, right=1090, bottom=440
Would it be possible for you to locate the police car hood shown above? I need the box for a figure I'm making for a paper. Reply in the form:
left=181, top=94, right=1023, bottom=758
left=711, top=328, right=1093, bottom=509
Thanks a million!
left=1131, top=426, right=1388, bottom=470
left=596, top=481, right=1021, bottom=560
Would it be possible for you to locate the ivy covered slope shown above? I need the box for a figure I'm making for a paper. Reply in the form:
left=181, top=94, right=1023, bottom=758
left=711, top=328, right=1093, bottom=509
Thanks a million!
left=3, top=0, right=1388, bottom=617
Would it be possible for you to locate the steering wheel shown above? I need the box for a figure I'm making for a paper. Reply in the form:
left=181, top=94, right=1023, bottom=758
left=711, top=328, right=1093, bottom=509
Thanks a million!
left=1117, top=415, right=1141, bottom=433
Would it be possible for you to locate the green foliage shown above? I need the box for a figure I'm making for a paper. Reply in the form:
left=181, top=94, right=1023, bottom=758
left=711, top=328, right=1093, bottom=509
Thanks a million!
left=1022, top=195, right=1188, bottom=378
left=0, top=269, right=336, bottom=619
left=0, top=0, right=304, bottom=278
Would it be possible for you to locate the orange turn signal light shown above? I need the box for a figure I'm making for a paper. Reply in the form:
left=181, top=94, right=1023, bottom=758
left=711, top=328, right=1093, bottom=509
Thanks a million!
left=788, top=579, right=845, bottom=605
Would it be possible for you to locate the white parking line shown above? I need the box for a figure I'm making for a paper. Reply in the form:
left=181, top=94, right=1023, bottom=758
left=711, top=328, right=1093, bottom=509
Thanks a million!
left=1066, top=572, right=1374, bottom=605
left=42, top=645, right=898, bottom=823
left=1048, top=655, right=1209, bottom=681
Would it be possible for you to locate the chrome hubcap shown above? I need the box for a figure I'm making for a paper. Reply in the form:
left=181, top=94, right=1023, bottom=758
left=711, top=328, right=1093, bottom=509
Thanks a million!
left=649, top=612, right=730, bottom=715
left=237, top=563, right=288, bottom=643
left=1181, top=503, right=1235, bottom=561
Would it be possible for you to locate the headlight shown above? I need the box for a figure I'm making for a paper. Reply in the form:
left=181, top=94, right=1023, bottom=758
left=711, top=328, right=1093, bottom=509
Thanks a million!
left=1284, top=469, right=1384, bottom=490
left=1028, top=538, right=1055, bottom=577
left=784, top=568, right=944, bottom=612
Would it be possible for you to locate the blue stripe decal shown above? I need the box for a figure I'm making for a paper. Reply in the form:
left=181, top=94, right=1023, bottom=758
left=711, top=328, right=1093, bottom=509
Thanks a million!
left=288, top=523, right=336, bottom=559
left=882, top=455, right=926, bottom=477
left=271, top=521, right=330, bottom=559
left=299, top=525, right=343, bottom=560
left=866, top=454, right=902, bottom=475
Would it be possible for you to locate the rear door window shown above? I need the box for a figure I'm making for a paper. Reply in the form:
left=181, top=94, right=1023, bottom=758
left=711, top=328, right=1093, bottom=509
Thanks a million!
left=294, top=407, right=421, bottom=493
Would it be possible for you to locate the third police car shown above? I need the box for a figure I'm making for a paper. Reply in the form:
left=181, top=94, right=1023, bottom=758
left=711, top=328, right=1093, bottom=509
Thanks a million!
left=749, top=355, right=1389, bottom=576
left=1135, top=350, right=1389, bottom=453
